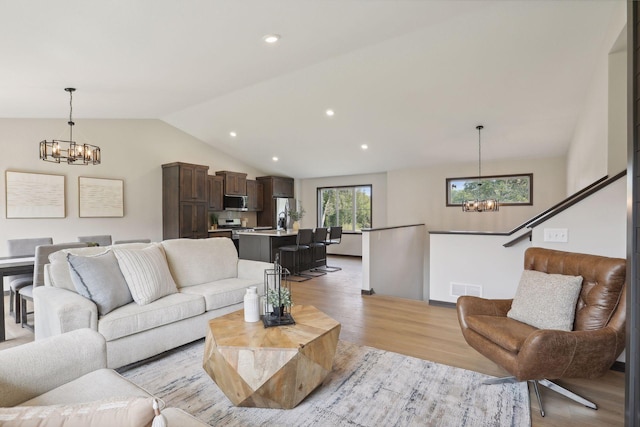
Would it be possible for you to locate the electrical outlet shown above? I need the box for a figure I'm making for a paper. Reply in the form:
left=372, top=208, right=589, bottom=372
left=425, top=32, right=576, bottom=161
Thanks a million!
left=543, top=228, right=568, bottom=243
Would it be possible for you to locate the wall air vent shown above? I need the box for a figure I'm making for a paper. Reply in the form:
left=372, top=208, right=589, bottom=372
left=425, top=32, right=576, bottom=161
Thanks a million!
left=450, top=282, right=482, bottom=298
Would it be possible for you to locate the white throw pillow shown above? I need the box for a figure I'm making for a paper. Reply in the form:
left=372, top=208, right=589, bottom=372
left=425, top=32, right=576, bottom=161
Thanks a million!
left=507, top=269, right=583, bottom=331
left=67, top=251, right=133, bottom=316
left=113, top=244, right=178, bottom=305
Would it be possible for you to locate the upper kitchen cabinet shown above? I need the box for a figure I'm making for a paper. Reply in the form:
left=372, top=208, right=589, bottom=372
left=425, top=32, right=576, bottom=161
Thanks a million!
left=246, top=180, right=263, bottom=211
left=162, top=162, right=210, bottom=239
left=178, top=163, right=208, bottom=202
left=272, top=176, right=294, bottom=198
left=207, top=175, right=224, bottom=211
left=216, top=171, right=247, bottom=196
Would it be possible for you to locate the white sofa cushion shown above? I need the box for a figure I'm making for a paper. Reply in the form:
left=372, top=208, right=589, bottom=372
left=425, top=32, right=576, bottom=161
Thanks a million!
left=161, top=238, right=238, bottom=288
left=19, top=369, right=153, bottom=406
left=180, top=278, right=262, bottom=311
left=113, top=244, right=178, bottom=305
left=0, top=397, right=155, bottom=427
left=98, top=293, right=205, bottom=341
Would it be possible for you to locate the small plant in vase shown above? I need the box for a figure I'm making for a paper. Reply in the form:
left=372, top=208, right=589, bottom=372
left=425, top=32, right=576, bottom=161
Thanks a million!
left=266, top=287, right=293, bottom=317
left=209, top=213, right=218, bottom=230
left=288, top=207, right=305, bottom=231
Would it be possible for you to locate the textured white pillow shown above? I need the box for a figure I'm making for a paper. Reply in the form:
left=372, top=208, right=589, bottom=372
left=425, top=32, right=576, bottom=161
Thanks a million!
left=113, top=244, right=178, bottom=305
left=507, top=270, right=583, bottom=331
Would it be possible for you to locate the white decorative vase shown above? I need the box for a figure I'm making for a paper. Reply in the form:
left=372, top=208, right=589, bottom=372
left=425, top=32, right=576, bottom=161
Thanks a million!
left=244, top=286, right=260, bottom=322
left=292, top=221, right=300, bottom=231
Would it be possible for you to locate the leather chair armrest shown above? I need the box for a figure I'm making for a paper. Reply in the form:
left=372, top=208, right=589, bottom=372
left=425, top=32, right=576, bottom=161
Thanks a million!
left=456, top=296, right=513, bottom=329
left=516, top=327, right=620, bottom=380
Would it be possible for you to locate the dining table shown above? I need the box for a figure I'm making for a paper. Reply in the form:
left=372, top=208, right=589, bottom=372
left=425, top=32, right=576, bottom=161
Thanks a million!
left=0, top=256, right=35, bottom=342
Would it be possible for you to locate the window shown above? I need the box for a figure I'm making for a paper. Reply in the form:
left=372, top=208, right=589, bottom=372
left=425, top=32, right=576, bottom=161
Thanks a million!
left=317, top=185, right=372, bottom=231
left=446, top=173, right=533, bottom=206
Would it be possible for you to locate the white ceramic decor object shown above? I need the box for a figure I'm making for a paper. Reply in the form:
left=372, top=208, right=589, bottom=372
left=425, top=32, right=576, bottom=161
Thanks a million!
left=244, top=286, right=260, bottom=322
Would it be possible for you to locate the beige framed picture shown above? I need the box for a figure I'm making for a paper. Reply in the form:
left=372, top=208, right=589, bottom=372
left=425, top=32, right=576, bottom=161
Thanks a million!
left=5, top=170, right=66, bottom=218
left=79, top=177, right=124, bottom=218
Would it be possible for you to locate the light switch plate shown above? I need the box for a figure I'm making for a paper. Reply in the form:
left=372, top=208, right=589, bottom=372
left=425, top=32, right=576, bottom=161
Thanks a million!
left=543, top=228, right=568, bottom=243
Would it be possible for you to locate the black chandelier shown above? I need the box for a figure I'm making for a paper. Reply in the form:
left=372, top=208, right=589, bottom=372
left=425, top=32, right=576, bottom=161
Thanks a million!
left=462, top=125, right=499, bottom=212
left=39, top=88, right=101, bottom=165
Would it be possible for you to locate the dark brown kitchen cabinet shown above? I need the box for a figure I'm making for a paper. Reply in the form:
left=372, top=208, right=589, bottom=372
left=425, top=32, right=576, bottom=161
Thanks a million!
left=216, top=171, right=247, bottom=195
left=272, top=176, right=294, bottom=198
left=207, top=175, right=224, bottom=211
left=246, top=180, right=263, bottom=211
left=179, top=201, right=208, bottom=238
left=162, top=162, right=210, bottom=239
left=256, top=176, right=294, bottom=227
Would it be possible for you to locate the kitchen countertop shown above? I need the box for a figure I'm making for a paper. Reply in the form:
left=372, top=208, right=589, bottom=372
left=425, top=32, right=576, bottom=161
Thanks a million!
left=236, top=229, right=298, bottom=237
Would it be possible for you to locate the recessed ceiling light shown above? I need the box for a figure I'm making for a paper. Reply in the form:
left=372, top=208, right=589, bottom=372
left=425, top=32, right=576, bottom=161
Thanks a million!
left=263, top=34, right=281, bottom=44
left=229, top=131, right=237, bottom=137
left=272, top=156, right=279, bottom=162
left=325, top=109, right=335, bottom=117
left=361, top=144, right=368, bottom=150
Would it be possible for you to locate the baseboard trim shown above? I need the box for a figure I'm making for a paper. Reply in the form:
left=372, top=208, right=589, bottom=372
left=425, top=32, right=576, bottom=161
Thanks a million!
left=428, top=300, right=456, bottom=308
left=611, top=361, right=625, bottom=373
left=361, top=289, right=375, bottom=295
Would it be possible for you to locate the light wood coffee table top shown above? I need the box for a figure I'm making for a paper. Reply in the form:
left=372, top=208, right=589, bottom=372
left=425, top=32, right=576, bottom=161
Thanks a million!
left=203, top=305, right=341, bottom=409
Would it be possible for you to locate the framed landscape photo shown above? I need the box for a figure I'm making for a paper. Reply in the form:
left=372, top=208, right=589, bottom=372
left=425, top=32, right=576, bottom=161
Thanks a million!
left=5, top=171, right=66, bottom=218
left=446, top=173, right=533, bottom=207
left=79, top=177, right=124, bottom=217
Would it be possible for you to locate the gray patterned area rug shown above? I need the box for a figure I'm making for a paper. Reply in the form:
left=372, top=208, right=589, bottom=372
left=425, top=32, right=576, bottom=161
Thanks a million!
left=120, top=340, right=530, bottom=426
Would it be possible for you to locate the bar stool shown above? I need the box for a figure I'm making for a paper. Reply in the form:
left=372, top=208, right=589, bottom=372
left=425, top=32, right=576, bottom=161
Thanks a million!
left=320, top=226, right=342, bottom=272
left=278, top=229, right=314, bottom=282
left=309, top=227, right=328, bottom=275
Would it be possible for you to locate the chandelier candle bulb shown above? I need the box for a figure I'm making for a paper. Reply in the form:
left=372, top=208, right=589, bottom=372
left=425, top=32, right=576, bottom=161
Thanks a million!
left=244, top=286, right=260, bottom=322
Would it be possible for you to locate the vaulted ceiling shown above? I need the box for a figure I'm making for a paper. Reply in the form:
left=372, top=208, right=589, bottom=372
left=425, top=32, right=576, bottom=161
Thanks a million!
left=0, top=1, right=621, bottom=178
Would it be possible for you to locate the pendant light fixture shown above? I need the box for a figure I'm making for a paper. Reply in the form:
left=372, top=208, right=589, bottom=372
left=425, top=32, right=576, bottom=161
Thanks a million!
left=462, top=125, right=498, bottom=212
left=39, top=88, right=101, bottom=165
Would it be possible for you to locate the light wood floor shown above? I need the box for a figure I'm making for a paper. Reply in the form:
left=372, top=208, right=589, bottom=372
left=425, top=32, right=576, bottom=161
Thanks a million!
left=1, top=256, right=625, bottom=426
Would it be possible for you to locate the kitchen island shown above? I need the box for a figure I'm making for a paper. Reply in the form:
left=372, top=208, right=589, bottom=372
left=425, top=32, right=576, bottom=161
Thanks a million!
left=238, top=229, right=299, bottom=273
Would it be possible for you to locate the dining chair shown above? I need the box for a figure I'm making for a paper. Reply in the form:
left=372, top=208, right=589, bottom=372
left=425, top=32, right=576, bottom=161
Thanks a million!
left=113, top=239, right=151, bottom=244
left=19, top=242, right=89, bottom=330
left=77, top=235, right=112, bottom=246
left=6, top=237, right=52, bottom=323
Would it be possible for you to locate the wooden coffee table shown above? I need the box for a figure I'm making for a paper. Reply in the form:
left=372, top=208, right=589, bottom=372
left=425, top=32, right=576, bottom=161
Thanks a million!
left=203, top=305, right=341, bottom=409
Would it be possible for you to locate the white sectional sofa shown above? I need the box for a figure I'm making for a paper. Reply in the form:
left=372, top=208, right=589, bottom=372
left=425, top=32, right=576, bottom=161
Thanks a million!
left=0, top=328, right=207, bottom=426
left=34, top=237, right=271, bottom=368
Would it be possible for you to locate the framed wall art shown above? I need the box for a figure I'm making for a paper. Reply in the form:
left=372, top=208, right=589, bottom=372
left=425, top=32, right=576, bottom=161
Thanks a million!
left=79, top=177, right=124, bottom=218
left=5, top=171, right=66, bottom=218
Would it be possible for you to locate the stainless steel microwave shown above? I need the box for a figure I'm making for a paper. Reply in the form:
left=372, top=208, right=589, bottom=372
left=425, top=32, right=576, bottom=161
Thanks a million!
left=224, top=195, right=248, bottom=211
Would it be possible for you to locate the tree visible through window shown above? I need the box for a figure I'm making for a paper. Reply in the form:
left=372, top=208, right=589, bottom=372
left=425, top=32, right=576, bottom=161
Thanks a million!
left=318, top=185, right=372, bottom=231
left=446, top=174, right=533, bottom=206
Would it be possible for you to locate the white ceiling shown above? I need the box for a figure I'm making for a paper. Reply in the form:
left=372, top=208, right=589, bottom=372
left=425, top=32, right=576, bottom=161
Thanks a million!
left=0, top=1, right=621, bottom=178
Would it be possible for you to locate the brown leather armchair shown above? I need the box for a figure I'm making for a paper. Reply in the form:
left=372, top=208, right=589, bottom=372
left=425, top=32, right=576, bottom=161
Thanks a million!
left=457, top=247, right=626, bottom=416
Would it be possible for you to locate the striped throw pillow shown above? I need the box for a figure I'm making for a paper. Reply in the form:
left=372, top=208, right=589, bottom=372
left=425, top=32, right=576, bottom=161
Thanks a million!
left=113, top=244, right=178, bottom=305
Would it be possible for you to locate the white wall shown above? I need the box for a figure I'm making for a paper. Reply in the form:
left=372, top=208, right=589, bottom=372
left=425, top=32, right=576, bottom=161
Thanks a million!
left=0, top=118, right=265, bottom=257
left=566, top=3, right=626, bottom=193
left=430, top=174, right=626, bottom=305
left=387, top=156, right=567, bottom=233
left=430, top=233, right=528, bottom=304
left=531, top=176, right=626, bottom=258
left=298, top=172, right=387, bottom=256
left=362, top=225, right=425, bottom=300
